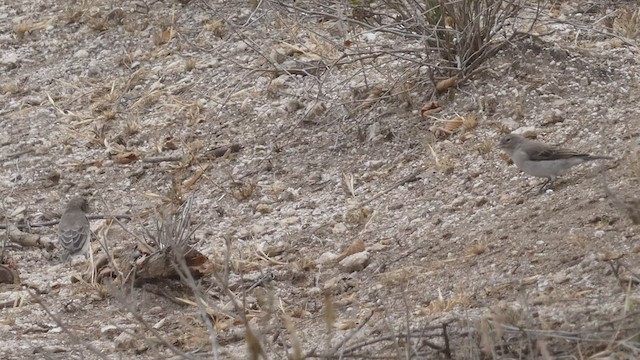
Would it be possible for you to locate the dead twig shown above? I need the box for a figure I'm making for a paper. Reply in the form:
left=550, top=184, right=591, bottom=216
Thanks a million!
left=0, top=148, right=34, bottom=161
left=361, top=167, right=425, bottom=206
left=4, top=224, right=54, bottom=249
left=141, top=144, right=243, bottom=164
left=0, top=214, right=132, bottom=230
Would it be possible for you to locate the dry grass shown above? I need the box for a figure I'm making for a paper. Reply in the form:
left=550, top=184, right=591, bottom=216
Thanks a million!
left=614, top=6, right=640, bottom=39
left=475, top=138, right=493, bottom=155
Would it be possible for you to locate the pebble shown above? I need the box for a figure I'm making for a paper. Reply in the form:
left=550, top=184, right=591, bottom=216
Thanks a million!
left=339, top=251, right=370, bottom=272
left=73, top=49, right=89, bottom=58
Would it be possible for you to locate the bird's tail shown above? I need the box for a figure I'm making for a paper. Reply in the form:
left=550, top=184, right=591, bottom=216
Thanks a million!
left=583, top=155, right=614, bottom=161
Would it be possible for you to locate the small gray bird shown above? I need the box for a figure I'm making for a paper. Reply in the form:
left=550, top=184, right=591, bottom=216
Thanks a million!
left=58, top=197, right=91, bottom=260
left=499, top=133, right=612, bottom=193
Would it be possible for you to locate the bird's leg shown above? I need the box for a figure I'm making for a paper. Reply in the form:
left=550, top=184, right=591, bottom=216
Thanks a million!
left=537, top=178, right=551, bottom=194
left=538, top=177, right=557, bottom=194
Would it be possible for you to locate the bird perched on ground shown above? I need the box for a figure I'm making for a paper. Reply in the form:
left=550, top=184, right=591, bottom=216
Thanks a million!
left=58, top=197, right=91, bottom=260
left=58, top=197, right=96, bottom=283
left=499, top=133, right=612, bottom=193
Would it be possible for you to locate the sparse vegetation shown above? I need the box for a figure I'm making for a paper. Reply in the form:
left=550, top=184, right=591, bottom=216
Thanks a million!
left=2, top=0, right=640, bottom=359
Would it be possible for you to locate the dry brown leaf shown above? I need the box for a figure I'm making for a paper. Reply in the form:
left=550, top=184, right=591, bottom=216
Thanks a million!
left=459, top=132, right=475, bottom=142
left=155, top=28, right=173, bottom=45
left=185, top=249, right=215, bottom=276
left=420, top=101, right=443, bottom=119
left=436, top=75, right=458, bottom=92
left=335, top=239, right=366, bottom=262
left=443, top=117, right=463, bottom=132
left=182, top=164, right=209, bottom=192
left=115, top=152, right=139, bottom=164
left=334, top=320, right=358, bottom=330
left=343, top=239, right=365, bottom=257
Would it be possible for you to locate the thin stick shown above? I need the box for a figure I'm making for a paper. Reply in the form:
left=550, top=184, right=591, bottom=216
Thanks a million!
left=0, top=214, right=132, bottom=230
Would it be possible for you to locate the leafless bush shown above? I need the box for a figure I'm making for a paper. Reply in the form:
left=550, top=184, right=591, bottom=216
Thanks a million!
left=272, top=0, right=538, bottom=92
left=389, top=0, right=534, bottom=78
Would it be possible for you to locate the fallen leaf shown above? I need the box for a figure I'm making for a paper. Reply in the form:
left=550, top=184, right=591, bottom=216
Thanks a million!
left=115, top=152, right=139, bottom=164
left=420, top=101, right=443, bottom=119
left=436, top=75, right=459, bottom=92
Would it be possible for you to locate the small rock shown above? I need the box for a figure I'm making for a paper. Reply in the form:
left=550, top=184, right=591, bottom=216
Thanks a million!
left=101, top=325, right=118, bottom=335
left=278, top=190, right=295, bottom=202
left=258, top=196, right=275, bottom=204
left=512, top=126, right=538, bottom=138
left=451, top=197, right=466, bottom=207
left=388, top=202, right=403, bottom=211
left=339, top=251, right=370, bottom=272
left=285, top=100, right=303, bottom=113
left=344, top=206, right=365, bottom=224
left=551, top=99, right=568, bottom=108
left=365, top=160, right=384, bottom=169
left=0, top=52, right=18, bottom=68
left=74, top=49, right=89, bottom=58
left=537, top=278, right=553, bottom=293
left=480, top=95, right=497, bottom=115
left=306, top=101, right=326, bottom=120
left=332, top=222, right=347, bottom=234
left=306, top=287, right=322, bottom=296
left=550, top=48, right=569, bottom=62
left=368, top=242, right=386, bottom=252
left=250, top=224, right=266, bottom=235
left=281, top=216, right=299, bottom=226
left=323, top=275, right=350, bottom=294
left=544, top=109, right=564, bottom=125
left=317, top=251, right=338, bottom=265
left=236, top=228, right=249, bottom=239
left=364, top=32, right=377, bottom=42
left=269, top=49, right=287, bottom=64
left=153, top=318, right=166, bottom=329
left=114, top=331, right=135, bottom=350
left=579, top=254, right=598, bottom=269
left=297, top=201, right=317, bottom=209
left=475, top=196, right=488, bottom=207
left=367, top=122, right=380, bottom=142
left=551, top=271, right=569, bottom=284
left=87, top=62, right=101, bottom=77
left=10, top=206, right=26, bottom=219
left=240, top=98, right=252, bottom=113
left=256, top=203, right=270, bottom=214
left=148, top=306, right=163, bottom=315
left=500, top=118, right=519, bottom=131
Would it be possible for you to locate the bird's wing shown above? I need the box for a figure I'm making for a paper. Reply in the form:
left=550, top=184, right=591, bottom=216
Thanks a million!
left=526, top=143, right=587, bottom=161
left=58, top=213, right=91, bottom=254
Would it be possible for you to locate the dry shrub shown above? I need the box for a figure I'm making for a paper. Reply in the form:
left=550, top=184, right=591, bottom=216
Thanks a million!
left=382, top=0, right=530, bottom=79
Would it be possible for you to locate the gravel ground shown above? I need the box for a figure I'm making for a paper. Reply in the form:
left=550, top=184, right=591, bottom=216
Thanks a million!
left=1, top=0, right=640, bottom=359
